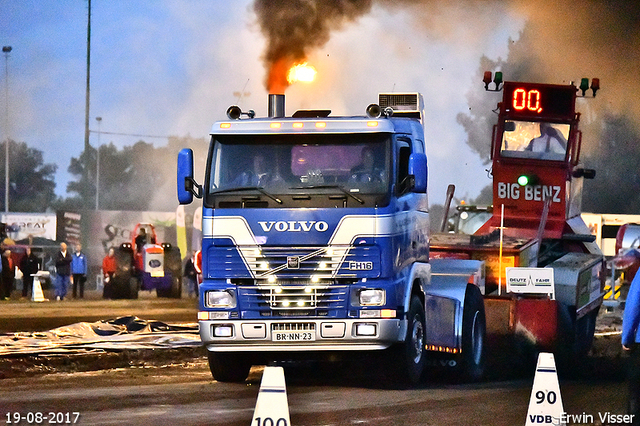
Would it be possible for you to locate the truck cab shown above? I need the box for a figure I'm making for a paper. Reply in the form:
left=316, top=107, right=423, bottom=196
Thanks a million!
left=477, top=81, right=597, bottom=243
left=178, top=94, right=486, bottom=384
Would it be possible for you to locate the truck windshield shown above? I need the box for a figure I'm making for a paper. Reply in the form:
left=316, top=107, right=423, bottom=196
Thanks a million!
left=501, top=120, right=570, bottom=161
left=206, top=133, right=391, bottom=208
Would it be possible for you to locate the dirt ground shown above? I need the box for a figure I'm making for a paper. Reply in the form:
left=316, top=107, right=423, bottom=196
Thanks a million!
left=0, top=306, right=626, bottom=381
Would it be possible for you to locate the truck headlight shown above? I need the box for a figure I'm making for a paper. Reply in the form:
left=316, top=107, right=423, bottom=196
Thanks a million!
left=206, top=290, right=236, bottom=308
left=359, top=289, right=385, bottom=306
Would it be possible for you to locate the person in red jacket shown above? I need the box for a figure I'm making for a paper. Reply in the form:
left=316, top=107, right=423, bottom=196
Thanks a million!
left=1, top=249, right=14, bottom=300
left=195, top=249, right=202, bottom=283
left=102, top=247, right=117, bottom=299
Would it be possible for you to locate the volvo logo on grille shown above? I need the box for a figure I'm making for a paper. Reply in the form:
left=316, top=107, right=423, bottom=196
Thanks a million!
left=287, top=256, right=300, bottom=269
left=258, top=220, right=329, bottom=232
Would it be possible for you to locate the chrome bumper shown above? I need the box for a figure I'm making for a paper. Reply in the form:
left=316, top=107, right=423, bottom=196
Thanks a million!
left=200, top=318, right=404, bottom=352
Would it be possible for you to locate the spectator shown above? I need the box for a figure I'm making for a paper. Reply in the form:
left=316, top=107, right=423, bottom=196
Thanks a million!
left=623, top=271, right=640, bottom=423
left=135, top=228, right=147, bottom=253
left=195, top=249, right=202, bottom=284
left=71, top=243, right=88, bottom=299
left=184, top=250, right=199, bottom=298
left=1, top=249, right=13, bottom=300
left=55, top=242, right=73, bottom=301
left=19, top=247, right=40, bottom=299
left=102, top=247, right=117, bottom=299
left=0, top=252, right=3, bottom=300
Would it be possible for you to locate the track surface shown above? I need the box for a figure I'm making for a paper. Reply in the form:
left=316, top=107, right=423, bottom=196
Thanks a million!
left=0, top=359, right=628, bottom=426
left=0, top=290, right=199, bottom=333
left=0, top=295, right=630, bottom=425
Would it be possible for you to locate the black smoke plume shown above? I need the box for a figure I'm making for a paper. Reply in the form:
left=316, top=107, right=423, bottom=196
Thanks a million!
left=252, top=0, right=640, bottom=212
left=253, top=0, right=373, bottom=93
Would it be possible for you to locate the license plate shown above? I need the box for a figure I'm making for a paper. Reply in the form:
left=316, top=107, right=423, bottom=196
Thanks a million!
left=272, top=331, right=316, bottom=342
left=150, top=271, right=164, bottom=277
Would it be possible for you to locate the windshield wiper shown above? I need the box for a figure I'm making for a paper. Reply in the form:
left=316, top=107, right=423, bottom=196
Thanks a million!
left=290, top=184, right=364, bottom=205
left=211, top=186, right=282, bottom=204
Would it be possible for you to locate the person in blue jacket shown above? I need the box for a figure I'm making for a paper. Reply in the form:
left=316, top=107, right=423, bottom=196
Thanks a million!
left=622, top=269, right=640, bottom=424
left=70, top=243, right=88, bottom=299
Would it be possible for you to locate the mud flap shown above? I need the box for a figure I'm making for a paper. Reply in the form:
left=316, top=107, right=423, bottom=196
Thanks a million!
left=513, top=298, right=558, bottom=351
left=485, top=297, right=558, bottom=370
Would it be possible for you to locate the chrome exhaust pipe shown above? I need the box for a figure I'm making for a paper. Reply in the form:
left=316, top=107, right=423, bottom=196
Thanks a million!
left=268, top=94, right=285, bottom=118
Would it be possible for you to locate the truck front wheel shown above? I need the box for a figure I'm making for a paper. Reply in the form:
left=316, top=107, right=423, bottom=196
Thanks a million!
left=393, top=295, right=426, bottom=385
left=207, top=351, right=252, bottom=383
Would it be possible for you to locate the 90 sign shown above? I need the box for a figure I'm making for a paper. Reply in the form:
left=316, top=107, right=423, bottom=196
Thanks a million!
left=503, top=82, right=575, bottom=118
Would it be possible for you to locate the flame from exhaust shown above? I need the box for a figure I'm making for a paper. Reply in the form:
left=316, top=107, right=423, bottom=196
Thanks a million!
left=287, top=63, right=317, bottom=84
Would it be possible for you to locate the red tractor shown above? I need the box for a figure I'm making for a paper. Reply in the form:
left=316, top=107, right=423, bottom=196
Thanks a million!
left=112, top=223, right=182, bottom=298
left=432, top=75, right=605, bottom=363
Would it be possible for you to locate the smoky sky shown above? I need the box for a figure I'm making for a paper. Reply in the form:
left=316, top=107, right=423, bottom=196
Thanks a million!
left=4, top=1, right=638, bottom=208
left=253, top=0, right=373, bottom=92
left=253, top=0, right=640, bottom=123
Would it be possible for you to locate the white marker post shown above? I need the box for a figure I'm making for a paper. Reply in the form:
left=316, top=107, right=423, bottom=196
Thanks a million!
left=31, top=272, right=48, bottom=302
left=525, top=352, right=565, bottom=426
left=251, top=366, right=291, bottom=426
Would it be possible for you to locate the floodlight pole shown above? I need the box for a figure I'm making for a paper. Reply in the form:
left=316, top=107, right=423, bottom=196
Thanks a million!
left=84, top=0, right=92, bottom=206
left=95, top=116, right=101, bottom=210
left=3, top=46, right=12, bottom=213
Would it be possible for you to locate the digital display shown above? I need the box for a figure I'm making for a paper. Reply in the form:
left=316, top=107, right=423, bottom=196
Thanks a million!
left=503, top=82, right=575, bottom=118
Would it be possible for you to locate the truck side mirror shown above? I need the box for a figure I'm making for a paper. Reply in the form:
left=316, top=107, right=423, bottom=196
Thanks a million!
left=572, top=168, right=596, bottom=179
left=177, top=149, right=202, bottom=204
left=408, top=152, right=428, bottom=193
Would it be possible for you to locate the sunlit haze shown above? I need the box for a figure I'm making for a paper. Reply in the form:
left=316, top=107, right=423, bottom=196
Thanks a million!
left=3, top=1, right=637, bottom=206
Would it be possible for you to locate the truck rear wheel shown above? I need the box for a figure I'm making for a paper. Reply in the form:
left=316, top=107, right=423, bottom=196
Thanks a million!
left=207, top=351, right=252, bottom=383
left=164, top=246, right=183, bottom=299
left=393, top=295, right=426, bottom=385
left=128, top=277, right=139, bottom=299
left=110, top=276, right=126, bottom=299
left=156, top=276, right=182, bottom=298
left=574, top=307, right=598, bottom=358
left=557, top=304, right=599, bottom=368
left=169, top=276, right=182, bottom=299
left=457, top=285, right=486, bottom=381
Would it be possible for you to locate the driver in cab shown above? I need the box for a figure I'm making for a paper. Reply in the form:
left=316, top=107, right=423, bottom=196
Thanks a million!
left=349, top=147, right=384, bottom=183
left=525, top=122, right=567, bottom=156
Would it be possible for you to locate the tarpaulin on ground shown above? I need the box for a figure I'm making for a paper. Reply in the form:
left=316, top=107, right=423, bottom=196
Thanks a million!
left=0, top=316, right=201, bottom=356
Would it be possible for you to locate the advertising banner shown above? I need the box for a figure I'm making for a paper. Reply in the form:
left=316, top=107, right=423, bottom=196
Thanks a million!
left=57, top=211, right=82, bottom=246
left=1, top=213, right=57, bottom=242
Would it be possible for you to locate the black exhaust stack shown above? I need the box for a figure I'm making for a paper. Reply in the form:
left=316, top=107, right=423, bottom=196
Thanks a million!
left=268, top=94, right=285, bottom=118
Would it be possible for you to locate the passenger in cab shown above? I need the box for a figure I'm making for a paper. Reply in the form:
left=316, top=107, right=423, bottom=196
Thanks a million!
left=234, top=153, right=285, bottom=187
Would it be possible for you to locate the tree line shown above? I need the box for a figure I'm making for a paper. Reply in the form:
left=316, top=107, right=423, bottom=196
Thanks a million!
left=0, top=135, right=207, bottom=213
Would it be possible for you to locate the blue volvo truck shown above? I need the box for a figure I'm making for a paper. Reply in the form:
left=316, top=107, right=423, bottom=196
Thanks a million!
left=177, top=93, right=486, bottom=384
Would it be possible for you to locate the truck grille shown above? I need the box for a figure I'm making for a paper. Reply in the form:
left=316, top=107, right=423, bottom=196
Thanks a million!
left=207, top=245, right=380, bottom=279
left=238, top=285, right=348, bottom=317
